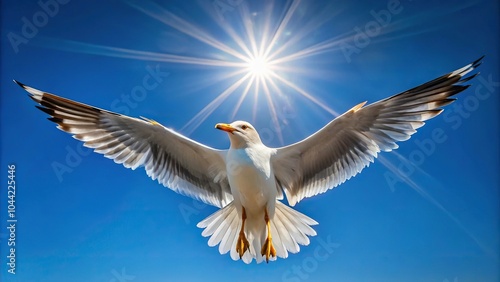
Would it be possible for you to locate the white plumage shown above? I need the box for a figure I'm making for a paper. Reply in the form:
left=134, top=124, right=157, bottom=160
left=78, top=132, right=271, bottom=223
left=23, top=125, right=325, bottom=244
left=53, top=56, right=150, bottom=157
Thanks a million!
left=15, top=56, right=482, bottom=263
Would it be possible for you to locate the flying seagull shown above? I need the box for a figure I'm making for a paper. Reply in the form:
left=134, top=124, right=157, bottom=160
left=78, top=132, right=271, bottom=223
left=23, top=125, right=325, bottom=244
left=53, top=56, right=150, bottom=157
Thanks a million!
left=15, top=56, right=483, bottom=263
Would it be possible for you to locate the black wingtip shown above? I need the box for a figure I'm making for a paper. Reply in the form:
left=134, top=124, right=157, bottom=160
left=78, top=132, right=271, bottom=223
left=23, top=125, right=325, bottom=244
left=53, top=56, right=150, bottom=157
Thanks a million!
left=13, top=80, right=36, bottom=99
left=35, top=105, right=54, bottom=115
left=48, top=117, right=63, bottom=124
left=13, top=80, right=25, bottom=88
left=461, top=72, right=479, bottom=83
left=472, top=55, right=485, bottom=68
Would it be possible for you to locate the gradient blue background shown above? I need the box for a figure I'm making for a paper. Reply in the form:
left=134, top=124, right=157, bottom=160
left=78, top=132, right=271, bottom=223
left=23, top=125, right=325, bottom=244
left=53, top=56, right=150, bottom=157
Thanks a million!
left=1, top=0, right=499, bottom=281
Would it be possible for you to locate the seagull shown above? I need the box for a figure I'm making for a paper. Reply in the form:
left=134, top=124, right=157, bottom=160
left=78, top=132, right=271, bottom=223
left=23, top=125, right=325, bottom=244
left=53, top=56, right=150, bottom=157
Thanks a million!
left=15, top=56, right=482, bottom=263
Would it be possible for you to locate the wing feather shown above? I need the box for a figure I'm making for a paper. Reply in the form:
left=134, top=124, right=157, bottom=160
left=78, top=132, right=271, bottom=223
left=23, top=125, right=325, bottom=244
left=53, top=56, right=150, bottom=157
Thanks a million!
left=16, top=81, right=232, bottom=208
left=272, top=57, right=483, bottom=206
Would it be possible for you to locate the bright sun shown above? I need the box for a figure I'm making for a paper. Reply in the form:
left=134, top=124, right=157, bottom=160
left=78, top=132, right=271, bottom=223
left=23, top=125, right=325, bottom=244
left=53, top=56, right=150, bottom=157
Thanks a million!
left=246, top=55, right=271, bottom=78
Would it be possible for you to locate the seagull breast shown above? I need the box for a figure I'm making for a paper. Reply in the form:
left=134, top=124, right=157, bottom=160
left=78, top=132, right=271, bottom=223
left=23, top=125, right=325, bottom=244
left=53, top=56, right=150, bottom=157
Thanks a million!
left=226, top=144, right=276, bottom=214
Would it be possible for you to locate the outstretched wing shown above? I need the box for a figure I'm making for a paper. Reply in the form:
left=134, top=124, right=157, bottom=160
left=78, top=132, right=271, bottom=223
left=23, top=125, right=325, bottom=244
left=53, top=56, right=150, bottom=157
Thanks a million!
left=272, top=57, right=483, bottom=206
left=16, top=81, right=232, bottom=208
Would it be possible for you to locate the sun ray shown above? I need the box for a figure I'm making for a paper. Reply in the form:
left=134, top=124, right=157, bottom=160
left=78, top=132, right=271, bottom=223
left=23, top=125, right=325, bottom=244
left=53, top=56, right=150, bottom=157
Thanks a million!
left=260, top=77, right=284, bottom=144
left=377, top=156, right=495, bottom=257
left=34, top=1, right=347, bottom=135
left=125, top=0, right=249, bottom=63
left=181, top=72, right=253, bottom=135
left=197, top=1, right=254, bottom=60
left=263, top=0, right=301, bottom=59
left=231, top=76, right=256, bottom=120
left=270, top=1, right=467, bottom=66
left=256, top=1, right=274, bottom=58
left=208, top=15, right=254, bottom=61
left=35, top=37, right=246, bottom=68
left=269, top=71, right=339, bottom=116
left=264, top=73, right=285, bottom=98
left=252, top=78, right=261, bottom=121
left=266, top=2, right=342, bottom=61
left=240, top=4, right=260, bottom=58
left=269, top=30, right=353, bottom=65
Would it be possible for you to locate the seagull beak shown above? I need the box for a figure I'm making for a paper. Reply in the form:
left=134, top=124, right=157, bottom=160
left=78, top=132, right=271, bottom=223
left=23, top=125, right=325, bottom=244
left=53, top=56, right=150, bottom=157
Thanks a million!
left=215, top=123, right=236, bottom=133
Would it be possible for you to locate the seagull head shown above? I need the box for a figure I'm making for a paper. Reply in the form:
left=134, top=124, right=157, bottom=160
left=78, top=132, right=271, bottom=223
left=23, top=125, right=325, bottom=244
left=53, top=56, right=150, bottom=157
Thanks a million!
left=215, top=120, right=262, bottom=149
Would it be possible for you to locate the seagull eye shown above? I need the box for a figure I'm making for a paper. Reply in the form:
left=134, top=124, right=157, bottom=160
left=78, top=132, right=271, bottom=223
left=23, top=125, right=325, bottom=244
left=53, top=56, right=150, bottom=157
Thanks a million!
left=241, top=125, right=248, bottom=130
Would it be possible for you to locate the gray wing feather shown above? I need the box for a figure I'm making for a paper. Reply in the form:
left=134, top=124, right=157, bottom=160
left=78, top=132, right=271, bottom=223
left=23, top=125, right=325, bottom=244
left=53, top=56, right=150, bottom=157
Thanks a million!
left=272, top=57, right=483, bottom=206
left=17, top=82, right=232, bottom=208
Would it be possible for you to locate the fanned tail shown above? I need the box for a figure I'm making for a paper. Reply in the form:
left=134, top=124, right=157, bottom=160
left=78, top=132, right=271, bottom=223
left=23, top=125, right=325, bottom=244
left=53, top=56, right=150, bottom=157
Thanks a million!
left=197, top=201, right=318, bottom=264
left=271, top=201, right=318, bottom=259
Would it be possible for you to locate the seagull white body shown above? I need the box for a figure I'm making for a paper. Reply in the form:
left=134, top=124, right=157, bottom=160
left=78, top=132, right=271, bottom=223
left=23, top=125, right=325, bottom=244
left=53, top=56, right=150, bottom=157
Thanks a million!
left=221, top=124, right=282, bottom=262
left=227, top=144, right=276, bottom=215
left=15, top=57, right=483, bottom=263
left=227, top=144, right=277, bottom=258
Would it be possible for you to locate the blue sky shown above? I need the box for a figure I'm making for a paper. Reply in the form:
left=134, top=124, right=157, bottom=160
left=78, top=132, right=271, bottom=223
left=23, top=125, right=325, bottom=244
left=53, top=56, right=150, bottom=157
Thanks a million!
left=1, top=0, right=499, bottom=281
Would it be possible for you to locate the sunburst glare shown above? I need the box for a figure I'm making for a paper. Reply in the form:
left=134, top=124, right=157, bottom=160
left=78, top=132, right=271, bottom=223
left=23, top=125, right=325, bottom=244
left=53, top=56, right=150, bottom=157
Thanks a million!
left=36, top=0, right=347, bottom=141
left=246, top=54, right=272, bottom=78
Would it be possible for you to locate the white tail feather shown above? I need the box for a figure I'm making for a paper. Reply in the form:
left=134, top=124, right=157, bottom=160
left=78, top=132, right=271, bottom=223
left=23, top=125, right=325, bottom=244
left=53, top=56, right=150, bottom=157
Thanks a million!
left=197, top=201, right=318, bottom=263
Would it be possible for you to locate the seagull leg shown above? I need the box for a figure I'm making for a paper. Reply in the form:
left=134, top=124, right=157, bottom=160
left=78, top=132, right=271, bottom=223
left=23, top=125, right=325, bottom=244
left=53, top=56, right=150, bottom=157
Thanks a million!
left=261, top=208, right=276, bottom=263
left=236, top=207, right=250, bottom=258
